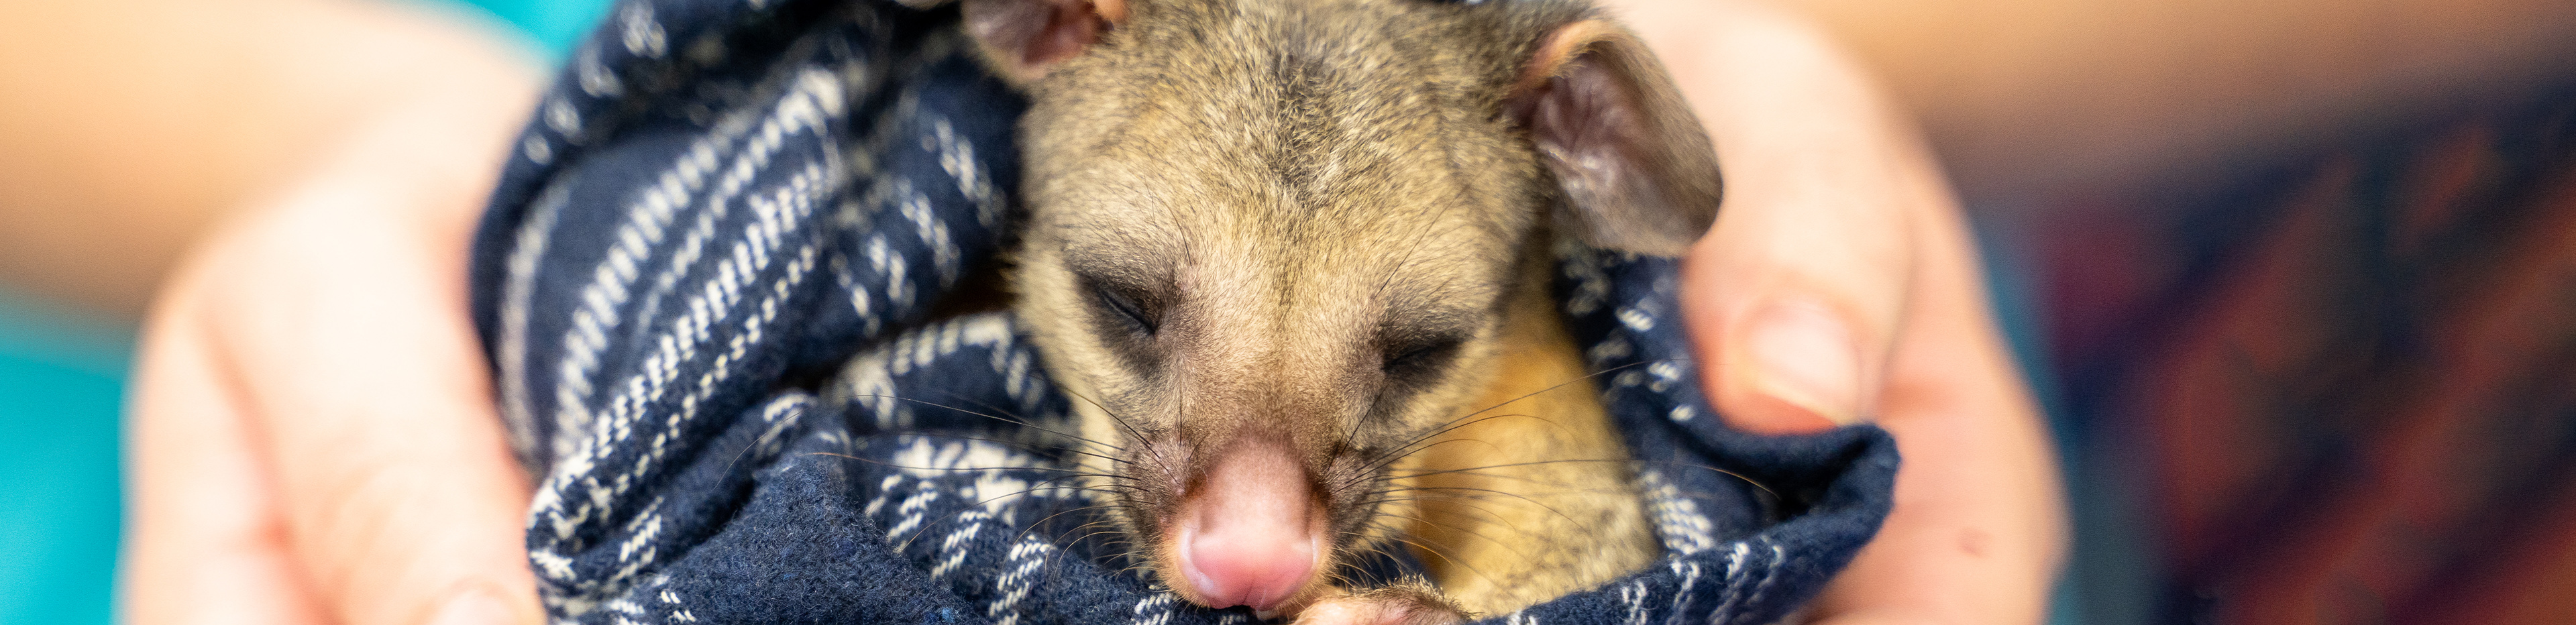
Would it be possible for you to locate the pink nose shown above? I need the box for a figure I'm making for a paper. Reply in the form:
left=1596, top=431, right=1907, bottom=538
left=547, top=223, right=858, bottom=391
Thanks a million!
left=1173, top=439, right=1322, bottom=611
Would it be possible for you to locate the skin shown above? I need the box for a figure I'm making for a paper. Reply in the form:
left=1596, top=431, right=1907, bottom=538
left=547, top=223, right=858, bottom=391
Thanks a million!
left=123, top=103, right=541, bottom=625
left=122, top=85, right=546, bottom=625
left=77, top=1, right=2573, bottom=624
left=1618, top=3, right=2065, bottom=624
left=0, top=0, right=543, bottom=320
left=49, top=3, right=554, bottom=625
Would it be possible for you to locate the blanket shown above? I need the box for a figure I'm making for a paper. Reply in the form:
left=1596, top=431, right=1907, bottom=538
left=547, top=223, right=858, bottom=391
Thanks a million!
left=467, top=0, right=1898, bottom=622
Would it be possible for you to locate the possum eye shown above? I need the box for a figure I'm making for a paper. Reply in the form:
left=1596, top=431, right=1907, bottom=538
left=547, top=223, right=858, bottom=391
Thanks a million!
left=1095, top=284, right=1159, bottom=335
left=1381, top=336, right=1462, bottom=380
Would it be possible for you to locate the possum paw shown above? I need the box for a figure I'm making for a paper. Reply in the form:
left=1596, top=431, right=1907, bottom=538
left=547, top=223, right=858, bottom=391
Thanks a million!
left=1288, top=583, right=1469, bottom=625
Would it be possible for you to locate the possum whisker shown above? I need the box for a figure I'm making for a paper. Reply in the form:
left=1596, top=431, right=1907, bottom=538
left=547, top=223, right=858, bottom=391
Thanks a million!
left=1053, top=518, right=1134, bottom=558
left=1348, top=213, right=1485, bottom=445
left=1363, top=481, right=1588, bottom=536
left=850, top=394, right=1132, bottom=456
left=1333, top=414, right=1544, bottom=494
left=1334, top=412, right=1558, bottom=492
left=1346, top=358, right=1679, bottom=481
left=1332, top=433, right=1565, bottom=502
left=1419, top=358, right=1672, bottom=435
left=798, top=455, right=1133, bottom=488
left=1358, top=491, right=1569, bottom=546
left=716, top=402, right=819, bottom=481
left=1039, top=501, right=1148, bottom=570
left=804, top=451, right=1126, bottom=481
left=885, top=479, right=1140, bottom=554
left=1020, top=518, right=1135, bottom=585
left=1364, top=485, right=1632, bottom=506
left=1356, top=506, right=1545, bottom=564
left=889, top=473, right=1116, bottom=551
left=924, top=388, right=1075, bottom=435
left=1364, top=494, right=1626, bottom=559
left=1056, top=386, right=1181, bottom=478
left=1033, top=518, right=1127, bottom=556
left=1055, top=386, right=1146, bottom=447
left=1389, top=457, right=1776, bottom=499
left=1350, top=522, right=1507, bottom=593
left=1002, top=502, right=1125, bottom=553
left=864, top=431, right=1138, bottom=468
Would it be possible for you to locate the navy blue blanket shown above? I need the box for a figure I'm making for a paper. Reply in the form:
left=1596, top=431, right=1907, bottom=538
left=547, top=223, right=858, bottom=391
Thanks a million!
left=468, top=0, right=1897, bottom=622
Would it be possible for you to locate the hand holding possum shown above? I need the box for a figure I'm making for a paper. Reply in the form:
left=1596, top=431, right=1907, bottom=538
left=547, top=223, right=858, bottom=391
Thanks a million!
left=1621, top=3, right=2066, bottom=623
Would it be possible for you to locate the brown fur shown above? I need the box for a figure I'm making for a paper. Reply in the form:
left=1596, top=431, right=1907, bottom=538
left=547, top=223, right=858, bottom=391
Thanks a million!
left=982, top=0, right=1713, bottom=618
left=1391, top=257, right=1658, bottom=614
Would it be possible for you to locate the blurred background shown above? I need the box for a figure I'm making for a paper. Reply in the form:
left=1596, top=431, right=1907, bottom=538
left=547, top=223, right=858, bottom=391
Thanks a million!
left=0, top=2, right=604, bottom=622
left=3, top=1, right=2573, bottom=623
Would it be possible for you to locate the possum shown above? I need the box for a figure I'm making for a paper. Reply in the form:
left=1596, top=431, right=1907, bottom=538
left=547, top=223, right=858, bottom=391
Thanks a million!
left=958, top=0, right=1725, bottom=621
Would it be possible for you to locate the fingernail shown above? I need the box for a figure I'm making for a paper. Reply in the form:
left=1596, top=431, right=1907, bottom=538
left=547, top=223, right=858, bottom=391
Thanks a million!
left=1740, top=301, right=1862, bottom=430
left=426, top=586, right=518, bottom=625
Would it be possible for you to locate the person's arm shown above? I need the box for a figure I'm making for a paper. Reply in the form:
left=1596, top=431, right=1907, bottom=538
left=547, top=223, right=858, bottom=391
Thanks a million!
left=0, top=0, right=542, bottom=319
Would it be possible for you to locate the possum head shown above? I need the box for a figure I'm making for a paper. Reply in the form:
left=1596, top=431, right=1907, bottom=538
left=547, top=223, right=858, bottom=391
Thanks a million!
left=971, top=0, right=1721, bottom=613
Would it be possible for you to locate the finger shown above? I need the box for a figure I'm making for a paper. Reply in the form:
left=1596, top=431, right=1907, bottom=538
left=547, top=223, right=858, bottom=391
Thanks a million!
left=1649, top=3, right=1927, bottom=433
left=144, top=47, right=546, bottom=623
left=123, top=282, right=334, bottom=625
left=1804, top=178, right=2065, bottom=625
left=195, top=105, right=545, bottom=625
left=1599, top=1, right=2068, bottom=620
left=1678, top=159, right=1916, bottom=433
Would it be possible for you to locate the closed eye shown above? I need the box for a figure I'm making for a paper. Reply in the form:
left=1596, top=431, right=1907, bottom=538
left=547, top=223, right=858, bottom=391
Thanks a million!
left=1096, top=285, right=1159, bottom=335
left=1383, top=337, right=1462, bottom=378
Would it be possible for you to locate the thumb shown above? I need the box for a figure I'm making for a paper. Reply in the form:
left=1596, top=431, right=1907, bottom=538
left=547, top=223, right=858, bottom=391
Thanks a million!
left=1680, top=181, right=1915, bottom=433
left=125, top=174, right=543, bottom=625
left=210, top=181, right=543, bottom=625
left=198, top=91, right=542, bottom=624
left=1646, top=1, right=1931, bottom=433
left=1674, top=95, right=1925, bottom=433
left=117, top=7, right=549, bottom=622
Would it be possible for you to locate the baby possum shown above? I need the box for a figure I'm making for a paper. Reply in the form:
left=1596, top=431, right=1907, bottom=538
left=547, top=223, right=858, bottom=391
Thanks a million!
left=960, top=0, right=1723, bottom=621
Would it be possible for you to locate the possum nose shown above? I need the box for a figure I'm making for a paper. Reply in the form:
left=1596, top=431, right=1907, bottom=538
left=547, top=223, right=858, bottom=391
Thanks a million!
left=1175, top=439, right=1322, bottom=612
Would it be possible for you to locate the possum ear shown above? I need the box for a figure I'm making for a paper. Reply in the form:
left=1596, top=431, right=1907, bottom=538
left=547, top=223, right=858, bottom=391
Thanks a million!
left=961, top=0, right=1125, bottom=83
left=1508, top=20, right=1722, bottom=257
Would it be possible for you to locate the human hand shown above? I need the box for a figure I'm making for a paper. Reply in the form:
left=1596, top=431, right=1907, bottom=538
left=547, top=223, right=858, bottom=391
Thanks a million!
left=1603, top=1, right=2070, bottom=623
left=119, top=33, right=546, bottom=625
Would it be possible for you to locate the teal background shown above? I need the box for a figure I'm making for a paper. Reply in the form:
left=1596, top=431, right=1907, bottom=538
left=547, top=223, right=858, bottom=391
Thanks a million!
left=0, top=2, right=608, bottom=623
left=0, top=292, right=129, bottom=625
left=452, top=0, right=616, bottom=63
